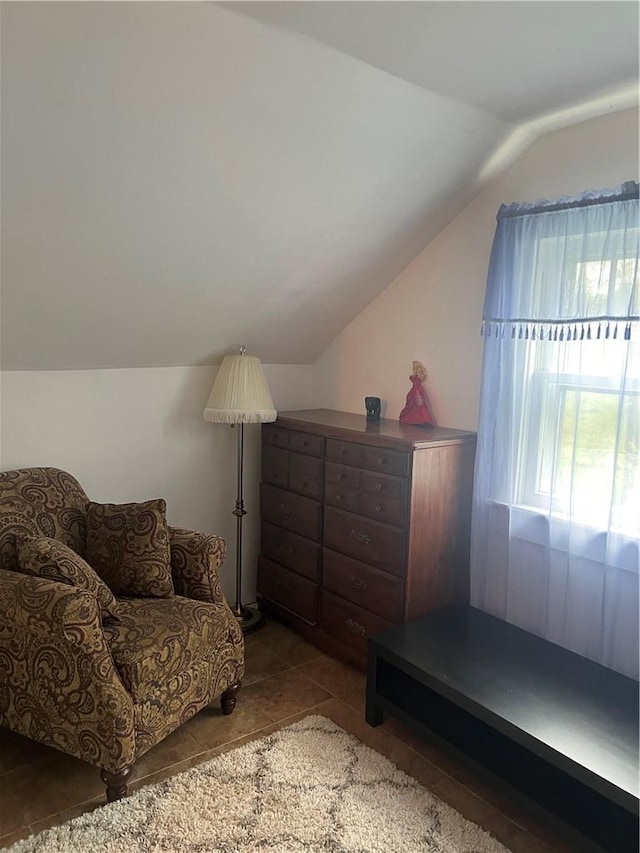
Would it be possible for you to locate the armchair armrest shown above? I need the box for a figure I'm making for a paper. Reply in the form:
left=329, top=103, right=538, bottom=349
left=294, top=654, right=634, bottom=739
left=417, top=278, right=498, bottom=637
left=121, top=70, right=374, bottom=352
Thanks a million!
left=0, top=569, right=135, bottom=773
left=169, top=527, right=227, bottom=605
left=1, top=570, right=106, bottom=654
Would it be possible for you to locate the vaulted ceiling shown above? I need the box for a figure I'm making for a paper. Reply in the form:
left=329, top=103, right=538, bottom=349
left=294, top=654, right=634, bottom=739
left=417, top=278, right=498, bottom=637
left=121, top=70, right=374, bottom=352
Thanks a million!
left=1, top=1, right=637, bottom=370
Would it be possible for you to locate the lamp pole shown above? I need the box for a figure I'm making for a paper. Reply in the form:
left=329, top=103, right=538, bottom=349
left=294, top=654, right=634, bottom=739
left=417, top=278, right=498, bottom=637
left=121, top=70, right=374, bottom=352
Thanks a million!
left=230, top=420, right=264, bottom=633
left=232, top=421, right=245, bottom=618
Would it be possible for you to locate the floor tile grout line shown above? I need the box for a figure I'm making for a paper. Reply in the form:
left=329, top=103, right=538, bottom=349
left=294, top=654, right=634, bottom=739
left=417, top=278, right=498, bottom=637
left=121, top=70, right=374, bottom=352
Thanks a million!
left=6, top=792, right=103, bottom=844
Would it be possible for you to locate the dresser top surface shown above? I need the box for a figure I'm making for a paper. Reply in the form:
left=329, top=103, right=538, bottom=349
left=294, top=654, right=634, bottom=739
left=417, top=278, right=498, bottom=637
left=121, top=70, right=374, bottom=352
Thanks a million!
left=274, top=409, right=476, bottom=451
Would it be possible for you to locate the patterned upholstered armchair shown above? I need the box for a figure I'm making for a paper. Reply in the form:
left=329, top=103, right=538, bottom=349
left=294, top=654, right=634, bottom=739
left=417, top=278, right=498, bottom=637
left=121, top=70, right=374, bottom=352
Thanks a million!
left=0, top=467, right=244, bottom=801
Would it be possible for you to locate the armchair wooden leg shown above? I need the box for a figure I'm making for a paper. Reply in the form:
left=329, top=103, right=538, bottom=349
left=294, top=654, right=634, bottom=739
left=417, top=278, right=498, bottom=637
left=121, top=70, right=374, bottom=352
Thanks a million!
left=101, top=766, right=133, bottom=803
left=221, top=682, right=240, bottom=715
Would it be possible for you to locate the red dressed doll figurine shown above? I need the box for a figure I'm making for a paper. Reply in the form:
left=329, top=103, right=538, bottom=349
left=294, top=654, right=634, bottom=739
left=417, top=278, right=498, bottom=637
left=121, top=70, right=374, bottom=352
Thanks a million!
left=399, top=361, right=436, bottom=426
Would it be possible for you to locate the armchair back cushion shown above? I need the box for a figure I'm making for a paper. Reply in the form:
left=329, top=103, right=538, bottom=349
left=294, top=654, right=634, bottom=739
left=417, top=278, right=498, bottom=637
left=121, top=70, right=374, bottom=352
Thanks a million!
left=85, top=499, right=174, bottom=598
left=0, top=468, right=89, bottom=572
left=17, top=536, right=120, bottom=623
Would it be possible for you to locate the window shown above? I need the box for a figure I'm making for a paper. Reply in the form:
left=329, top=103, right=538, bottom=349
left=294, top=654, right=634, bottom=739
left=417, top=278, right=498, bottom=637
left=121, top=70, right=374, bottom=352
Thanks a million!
left=471, top=183, right=639, bottom=678
left=522, top=344, right=639, bottom=534
left=513, top=229, right=639, bottom=534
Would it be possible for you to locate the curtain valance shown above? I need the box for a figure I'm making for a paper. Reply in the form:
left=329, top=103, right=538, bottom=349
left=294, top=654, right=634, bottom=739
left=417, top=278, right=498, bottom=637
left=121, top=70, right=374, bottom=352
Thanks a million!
left=481, top=181, right=639, bottom=340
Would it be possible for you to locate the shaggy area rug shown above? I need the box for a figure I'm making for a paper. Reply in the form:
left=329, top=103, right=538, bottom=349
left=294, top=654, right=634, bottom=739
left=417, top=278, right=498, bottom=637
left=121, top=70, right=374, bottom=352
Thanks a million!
left=9, top=716, right=510, bottom=852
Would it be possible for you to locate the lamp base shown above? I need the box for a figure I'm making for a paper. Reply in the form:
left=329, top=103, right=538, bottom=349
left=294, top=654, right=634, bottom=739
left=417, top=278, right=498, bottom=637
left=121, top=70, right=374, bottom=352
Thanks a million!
left=233, top=604, right=265, bottom=635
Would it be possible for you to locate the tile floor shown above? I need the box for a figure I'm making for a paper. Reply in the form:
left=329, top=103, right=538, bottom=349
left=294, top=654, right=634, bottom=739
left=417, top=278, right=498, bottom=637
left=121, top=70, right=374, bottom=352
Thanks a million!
left=0, top=617, right=604, bottom=852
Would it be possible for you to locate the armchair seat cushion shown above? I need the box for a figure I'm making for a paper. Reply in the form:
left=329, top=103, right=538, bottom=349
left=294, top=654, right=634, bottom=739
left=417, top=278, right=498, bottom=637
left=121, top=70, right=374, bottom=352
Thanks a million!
left=104, top=597, right=234, bottom=702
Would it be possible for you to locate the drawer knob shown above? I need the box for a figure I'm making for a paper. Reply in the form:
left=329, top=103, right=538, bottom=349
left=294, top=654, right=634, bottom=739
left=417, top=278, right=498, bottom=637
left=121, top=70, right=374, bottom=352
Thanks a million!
left=284, top=545, right=295, bottom=555
left=346, top=618, right=366, bottom=637
left=302, top=440, right=309, bottom=447
left=336, top=473, right=343, bottom=481
left=348, top=575, right=368, bottom=591
left=279, top=504, right=295, bottom=517
left=375, top=505, right=382, bottom=513
left=335, top=494, right=342, bottom=502
left=375, top=483, right=382, bottom=492
left=349, top=529, right=371, bottom=546
left=377, top=458, right=386, bottom=466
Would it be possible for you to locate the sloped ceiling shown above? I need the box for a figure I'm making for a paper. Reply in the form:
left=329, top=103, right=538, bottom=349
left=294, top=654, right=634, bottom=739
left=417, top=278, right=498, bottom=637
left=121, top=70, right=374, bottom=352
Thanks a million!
left=230, top=1, right=639, bottom=122
left=1, top=1, right=637, bottom=370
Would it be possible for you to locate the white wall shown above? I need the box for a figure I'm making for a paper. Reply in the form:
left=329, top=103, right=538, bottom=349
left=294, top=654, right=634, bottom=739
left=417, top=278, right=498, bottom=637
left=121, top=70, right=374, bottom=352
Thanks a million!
left=0, top=365, right=312, bottom=604
left=312, top=108, right=640, bottom=430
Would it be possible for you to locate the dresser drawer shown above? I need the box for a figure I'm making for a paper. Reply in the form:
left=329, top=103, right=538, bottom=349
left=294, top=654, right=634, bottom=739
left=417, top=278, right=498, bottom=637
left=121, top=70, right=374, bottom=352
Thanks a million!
left=258, top=556, right=319, bottom=624
left=360, top=470, right=406, bottom=503
left=262, top=447, right=323, bottom=500
left=326, top=439, right=360, bottom=467
left=261, top=483, right=321, bottom=541
left=321, top=590, right=392, bottom=656
left=325, top=464, right=405, bottom=526
left=262, top=445, right=289, bottom=488
left=359, top=492, right=405, bottom=527
left=361, top=445, right=408, bottom=477
left=261, top=522, right=320, bottom=581
left=263, top=425, right=290, bottom=449
left=324, top=506, right=405, bottom=576
left=324, top=463, right=361, bottom=511
left=288, top=430, right=324, bottom=457
left=288, top=452, right=323, bottom=500
left=324, top=482, right=360, bottom=513
left=325, top=462, right=361, bottom=490
left=325, top=483, right=404, bottom=527
left=323, top=548, right=404, bottom=622
left=326, top=439, right=409, bottom=477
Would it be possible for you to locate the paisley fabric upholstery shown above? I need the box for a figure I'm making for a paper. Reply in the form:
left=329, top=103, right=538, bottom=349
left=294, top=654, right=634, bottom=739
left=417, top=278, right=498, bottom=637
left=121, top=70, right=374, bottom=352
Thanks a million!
left=85, top=499, right=174, bottom=598
left=0, top=468, right=89, bottom=572
left=169, top=527, right=227, bottom=603
left=0, top=570, right=136, bottom=774
left=17, top=536, right=120, bottom=623
left=105, top=597, right=244, bottom=755
left=0, top=467, right=245, bottom=783
left=105, top=597, right=235, bottom=700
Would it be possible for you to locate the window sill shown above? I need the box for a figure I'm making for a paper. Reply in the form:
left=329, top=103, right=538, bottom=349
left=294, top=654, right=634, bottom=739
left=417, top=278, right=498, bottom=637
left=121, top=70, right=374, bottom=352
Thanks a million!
left=484, top=500, right=639, bottom=574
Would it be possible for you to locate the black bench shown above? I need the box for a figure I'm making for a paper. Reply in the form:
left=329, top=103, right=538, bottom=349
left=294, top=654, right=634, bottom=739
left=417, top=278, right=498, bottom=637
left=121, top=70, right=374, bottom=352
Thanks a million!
left=366, top=605, right=639, bottom=853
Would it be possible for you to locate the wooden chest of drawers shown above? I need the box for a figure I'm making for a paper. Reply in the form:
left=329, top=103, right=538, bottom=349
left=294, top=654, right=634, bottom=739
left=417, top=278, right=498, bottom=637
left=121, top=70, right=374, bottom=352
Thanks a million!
left=256, top=408, right=476, bottom=668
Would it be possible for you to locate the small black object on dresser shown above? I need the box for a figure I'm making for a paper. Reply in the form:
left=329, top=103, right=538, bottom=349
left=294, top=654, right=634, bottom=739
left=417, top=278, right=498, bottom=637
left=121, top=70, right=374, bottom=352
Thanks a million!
left=256, top=408, right=476, bottom=668
left=366, top=604, right=639, bottom=853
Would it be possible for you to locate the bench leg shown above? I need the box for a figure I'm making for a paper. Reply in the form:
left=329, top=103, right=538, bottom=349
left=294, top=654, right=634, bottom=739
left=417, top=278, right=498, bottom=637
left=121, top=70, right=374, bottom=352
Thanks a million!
left=366, top=650, right=385, bottom=726
left=365, top=700, right=385, bottom=726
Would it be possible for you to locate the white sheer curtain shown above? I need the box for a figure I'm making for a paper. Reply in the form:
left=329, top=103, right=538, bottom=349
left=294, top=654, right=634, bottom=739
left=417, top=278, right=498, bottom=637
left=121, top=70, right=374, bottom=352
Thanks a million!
left=471, top=182, right=639, bottom=679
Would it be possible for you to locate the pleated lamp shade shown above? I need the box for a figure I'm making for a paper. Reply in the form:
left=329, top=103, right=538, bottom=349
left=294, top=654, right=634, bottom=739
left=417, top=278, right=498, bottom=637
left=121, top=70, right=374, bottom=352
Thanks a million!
left=203, top=349, right=277, bottom=424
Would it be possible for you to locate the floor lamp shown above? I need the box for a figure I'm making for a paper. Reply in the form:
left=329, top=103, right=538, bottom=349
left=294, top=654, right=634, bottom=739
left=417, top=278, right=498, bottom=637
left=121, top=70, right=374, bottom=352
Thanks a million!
left=203, top=346, right=277, bottom=634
